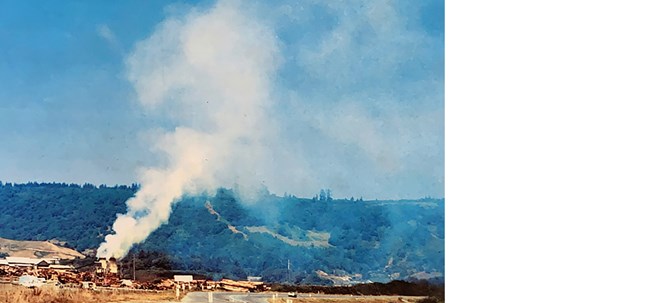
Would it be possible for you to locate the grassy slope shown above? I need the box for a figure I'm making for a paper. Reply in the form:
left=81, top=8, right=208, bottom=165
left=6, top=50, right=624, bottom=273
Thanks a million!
left=0, top=237, right=84, bottom=259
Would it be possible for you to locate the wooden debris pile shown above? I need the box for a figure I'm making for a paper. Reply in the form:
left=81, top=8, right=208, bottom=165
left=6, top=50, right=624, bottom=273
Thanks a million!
left=3, top=263, right=268, bottom=292
left=216, top=279, right=267, bottom=292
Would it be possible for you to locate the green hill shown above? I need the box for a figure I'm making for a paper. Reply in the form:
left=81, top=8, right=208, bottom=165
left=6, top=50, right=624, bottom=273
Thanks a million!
left=0, top=182, right=443, bottom=284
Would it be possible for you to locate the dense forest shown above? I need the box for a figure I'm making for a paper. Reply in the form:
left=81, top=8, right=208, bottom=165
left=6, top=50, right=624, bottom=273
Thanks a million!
left=0, top=181, right=444, bottom=284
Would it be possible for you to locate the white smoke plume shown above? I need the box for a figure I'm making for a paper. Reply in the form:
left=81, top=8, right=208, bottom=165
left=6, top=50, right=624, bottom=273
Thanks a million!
left=97, top=0, right=444, bottom=259
left=97, top=0, right=281, bottom=259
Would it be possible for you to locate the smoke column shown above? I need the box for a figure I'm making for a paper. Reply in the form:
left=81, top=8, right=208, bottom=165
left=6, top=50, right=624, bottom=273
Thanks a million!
left=97, top=0, right=281, bottom=259
left=97, top=0, right=444, bottom=259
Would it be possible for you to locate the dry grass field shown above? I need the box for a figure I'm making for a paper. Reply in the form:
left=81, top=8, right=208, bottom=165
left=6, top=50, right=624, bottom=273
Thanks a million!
left=0, top=283, right=178, bottom=303
left=0, top=237, right=84, bottom=259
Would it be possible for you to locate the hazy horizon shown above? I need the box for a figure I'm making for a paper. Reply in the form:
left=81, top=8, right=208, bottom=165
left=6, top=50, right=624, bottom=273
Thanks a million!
left=0, top=0, right=444, bottom=201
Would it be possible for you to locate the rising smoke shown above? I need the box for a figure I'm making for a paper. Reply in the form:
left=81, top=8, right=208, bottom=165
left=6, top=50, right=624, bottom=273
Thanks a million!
left=97, top=0, right=443, bottom=259
left=97, top=0, right=281, bottom=258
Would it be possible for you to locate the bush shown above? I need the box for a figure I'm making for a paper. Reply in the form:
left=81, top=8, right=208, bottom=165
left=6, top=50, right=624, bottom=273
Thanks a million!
left=417, top=296, right=444, bottom=303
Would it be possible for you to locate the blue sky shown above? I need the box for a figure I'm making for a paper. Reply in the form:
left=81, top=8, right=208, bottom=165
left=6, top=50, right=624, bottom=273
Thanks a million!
left=0, top=0, right=444, bottom=200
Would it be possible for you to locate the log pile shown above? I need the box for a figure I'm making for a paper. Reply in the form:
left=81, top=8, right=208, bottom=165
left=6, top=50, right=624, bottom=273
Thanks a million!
left=0, top=265, right=29, bottom=277
left=217, top=279, right=266, bottom=292
left=3, top=264, right=268, bottom=292
left=0, top=264, right=114, bottom=286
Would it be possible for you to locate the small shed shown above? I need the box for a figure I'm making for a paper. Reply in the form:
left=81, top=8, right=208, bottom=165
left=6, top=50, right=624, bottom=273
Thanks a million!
left=174, top=275, right=193, bottom=283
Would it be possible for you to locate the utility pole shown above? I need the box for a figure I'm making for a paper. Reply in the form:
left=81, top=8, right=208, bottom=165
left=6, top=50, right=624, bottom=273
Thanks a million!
left=133, top=255, right=136, bottom=281
left=287, top=259, right=291, bottom=284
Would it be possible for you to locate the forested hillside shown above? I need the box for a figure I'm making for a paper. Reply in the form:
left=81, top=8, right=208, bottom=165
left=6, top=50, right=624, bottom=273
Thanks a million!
left=0, top=182, right=443, bottom=284
left=0, top=182, right=134, bottom=251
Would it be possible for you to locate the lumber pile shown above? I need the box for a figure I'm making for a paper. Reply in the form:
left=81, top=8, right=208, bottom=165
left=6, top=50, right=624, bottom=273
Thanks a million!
left=217, top=279, right=266, bottom=292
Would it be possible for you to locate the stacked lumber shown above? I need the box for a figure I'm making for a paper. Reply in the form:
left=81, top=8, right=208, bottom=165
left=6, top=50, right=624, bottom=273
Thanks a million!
left=218, top=279, right=266, bottom=292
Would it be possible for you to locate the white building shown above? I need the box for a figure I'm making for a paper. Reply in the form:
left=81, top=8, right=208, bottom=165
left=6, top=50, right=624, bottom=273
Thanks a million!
left=1, top=257, right=65, bottom=269
left=174, top=275, right=193, bottom=283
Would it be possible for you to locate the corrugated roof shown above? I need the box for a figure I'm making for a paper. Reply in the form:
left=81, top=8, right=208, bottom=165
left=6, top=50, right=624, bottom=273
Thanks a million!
left=4, top=257, right=58, bottom=265
left=5, top=257, right=42, bottom=264
left=49, top=264, right=74, bottom=269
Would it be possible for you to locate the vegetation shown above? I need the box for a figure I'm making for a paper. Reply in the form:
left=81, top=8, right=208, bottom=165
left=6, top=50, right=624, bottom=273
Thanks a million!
left=0, top=182, right=134, bottom=251
left=416, top=296, right=445, bottom=303
left=272, top=280, right=444, bottom=297
left=0, top=182, right=444, bottom=284
left=0, top=284, right=178, bottom=303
